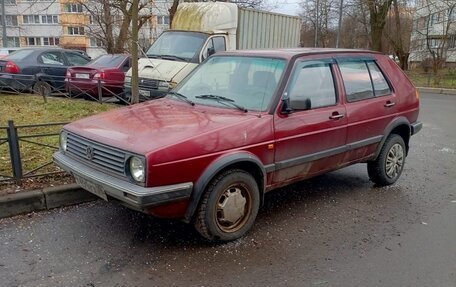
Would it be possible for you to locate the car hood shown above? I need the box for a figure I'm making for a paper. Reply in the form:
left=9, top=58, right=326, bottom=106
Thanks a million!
left=64, top=99, right=270, bottom=158
left=130, top=58, right=197, bottom=83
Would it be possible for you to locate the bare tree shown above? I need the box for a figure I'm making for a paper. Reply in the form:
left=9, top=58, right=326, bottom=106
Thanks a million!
left=300, top=0, right=340, bottom=47
left=78, top=0, right=153, bottom=54
left=383, top=0, right=413, bottom=69
left=414, top=0, right=456, bottom=75
left=365, top=0, right=394, bottom=51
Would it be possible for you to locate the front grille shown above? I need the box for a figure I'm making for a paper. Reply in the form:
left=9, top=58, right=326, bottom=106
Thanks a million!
left=139, top=78, right=159, bottom=89
left=67, top=133, right=126, bottom=176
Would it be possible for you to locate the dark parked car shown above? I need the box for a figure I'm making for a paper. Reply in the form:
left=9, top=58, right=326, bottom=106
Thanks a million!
left=54, top=48, right=421, bottom=242
left=66, top=54, right=131, bottom=99
left=0, top=48, right=91, bottom=94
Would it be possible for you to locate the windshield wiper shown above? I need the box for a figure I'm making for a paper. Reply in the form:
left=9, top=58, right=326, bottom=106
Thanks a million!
left=146, top=54, right=160, bottom=59
left=195, top=94, right=247, bottom=112
left=160, top=54, right=188, bottom=62
left=167, top=91, right=195, bottom=106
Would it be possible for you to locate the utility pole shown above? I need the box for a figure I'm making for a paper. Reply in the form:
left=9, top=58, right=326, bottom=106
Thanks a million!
left=314, top=0, right=319, bottom=47
left=1, top=0, right=7, bottom=47
left=336, top=0, right=343, bottom=48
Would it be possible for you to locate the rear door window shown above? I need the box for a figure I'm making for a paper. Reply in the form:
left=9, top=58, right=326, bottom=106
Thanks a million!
left=39, top=52, right=65, bottom=66
left=338, top=61, right=374, bottom=102
left=366, top=61, right=392, bottom=96
left=338, top=59, right=392, bottom=102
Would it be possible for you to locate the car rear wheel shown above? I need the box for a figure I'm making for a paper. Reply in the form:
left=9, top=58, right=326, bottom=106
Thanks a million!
left=368, top=134, right=406, bottom=186
left=194, top=169, right=260, bottom=242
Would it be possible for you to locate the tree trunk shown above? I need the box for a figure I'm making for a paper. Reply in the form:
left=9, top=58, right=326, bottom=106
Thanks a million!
left=169, top=0, right=179, bottom=27
left=130, top=0, right=140, bottom=104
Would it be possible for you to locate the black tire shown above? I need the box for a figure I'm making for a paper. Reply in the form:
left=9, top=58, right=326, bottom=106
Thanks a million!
left=368, top=134, right=406, bottom=186
left=194, top=169, right=260, bottom=242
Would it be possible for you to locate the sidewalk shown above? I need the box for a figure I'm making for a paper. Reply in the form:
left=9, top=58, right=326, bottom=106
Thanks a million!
left=0, top=183, right=98, bottom=218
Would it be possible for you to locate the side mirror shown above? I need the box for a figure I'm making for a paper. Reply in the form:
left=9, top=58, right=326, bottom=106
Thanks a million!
left=291, top=98, right=311, bottom=111
left=207, top=47, right=215, bottom=57
left=280, top=93, right=294, bottom=115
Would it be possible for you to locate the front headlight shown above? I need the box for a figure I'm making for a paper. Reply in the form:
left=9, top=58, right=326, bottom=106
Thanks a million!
left=60, top=131, right=68, bottom=152
left=129, top=156, right=145, bottom=182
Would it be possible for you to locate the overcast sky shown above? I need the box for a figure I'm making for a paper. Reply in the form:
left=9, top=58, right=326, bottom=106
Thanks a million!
left=266, top=0, right=301, bottom=16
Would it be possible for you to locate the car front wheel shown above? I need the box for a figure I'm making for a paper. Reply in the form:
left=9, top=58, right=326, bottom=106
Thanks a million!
left=368, top=134, right=406, bottom=186
left=194, top=169, right=260, bottom=242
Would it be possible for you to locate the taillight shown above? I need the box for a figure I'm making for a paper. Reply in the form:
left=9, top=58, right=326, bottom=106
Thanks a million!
left=5, top=61, right=20, bottom=73
left=93, top=72, right=105, bottom=80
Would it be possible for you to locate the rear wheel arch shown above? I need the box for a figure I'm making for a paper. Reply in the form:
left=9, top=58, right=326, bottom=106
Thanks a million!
left=184, top=152, right=266, bottom=223
left=374, top=117, right=411, bottom=160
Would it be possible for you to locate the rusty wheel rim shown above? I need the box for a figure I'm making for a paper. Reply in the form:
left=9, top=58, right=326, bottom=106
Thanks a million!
left=214, top=183, right=252, bottom=233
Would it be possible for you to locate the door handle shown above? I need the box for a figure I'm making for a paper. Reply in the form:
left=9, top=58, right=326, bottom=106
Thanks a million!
left=384, top=101, right=396, bottom=107
left=329, top=113, right=344, bottom=120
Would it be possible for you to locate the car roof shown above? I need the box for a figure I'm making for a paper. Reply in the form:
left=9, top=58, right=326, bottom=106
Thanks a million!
left=216, top=48, right=383, bottom=60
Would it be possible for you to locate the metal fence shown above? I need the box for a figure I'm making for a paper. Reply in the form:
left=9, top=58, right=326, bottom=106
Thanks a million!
left=0, top=120, right=68, bottom=185
left=0, top=72, right=132, bottom=105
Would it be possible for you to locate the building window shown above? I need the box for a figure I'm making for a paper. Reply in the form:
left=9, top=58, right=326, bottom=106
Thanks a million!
left=7, top=37, right=20, bottom=47
left=449, top=35, right=456, bottom=49
left=0, top=15, right=18, bottom=26
left=43, top=37, right=60, bottom=46
left=65, top=3, right=83, bottom=13
left=449, top=9, right=456, bottom=22
left=90, top=37, right=103, bottom=47
left=27, top=37, right=42, bottom=46
left=23, top=15, right=40, bottom=24
left=23, top=15, right=58, bottom=24
left=68, top=26, right=85, bottom=35
left=157, top=15, right=170, bottom=25
left=41, top=15, right=59, bottom=24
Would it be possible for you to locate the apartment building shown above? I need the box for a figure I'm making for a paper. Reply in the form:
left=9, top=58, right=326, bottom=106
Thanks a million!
left=409, top=0, right=456, bottom=65
left=0, top=0, right=172, bottom=58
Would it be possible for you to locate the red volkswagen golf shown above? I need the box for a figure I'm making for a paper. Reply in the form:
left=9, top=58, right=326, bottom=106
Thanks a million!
left=55, top=48, right=421, bottom=242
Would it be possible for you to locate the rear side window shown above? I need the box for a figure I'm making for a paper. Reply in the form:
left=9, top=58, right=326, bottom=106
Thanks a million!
left=66, top=52, right=90, bottom=66
left=90, top=55, right=125, bottom=67
left=339, top=60, right=392, bottom=102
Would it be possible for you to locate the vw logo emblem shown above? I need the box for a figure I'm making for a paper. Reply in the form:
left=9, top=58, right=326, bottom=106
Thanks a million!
left=85, top=146, right=94, bottom=161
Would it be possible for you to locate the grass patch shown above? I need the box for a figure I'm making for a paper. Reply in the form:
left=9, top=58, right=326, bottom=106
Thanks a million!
left=406, top=68, right=456, bottom=89
left=0, top=94, right=118, bottom=180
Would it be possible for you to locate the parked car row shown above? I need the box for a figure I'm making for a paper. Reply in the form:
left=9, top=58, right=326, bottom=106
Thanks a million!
left=0, top=47, right=130, bottom=99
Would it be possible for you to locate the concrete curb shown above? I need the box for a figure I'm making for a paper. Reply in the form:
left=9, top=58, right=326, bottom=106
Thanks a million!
left=417, top=87, right=456, bottom=95
left=0, top=183, right=98, bottom=219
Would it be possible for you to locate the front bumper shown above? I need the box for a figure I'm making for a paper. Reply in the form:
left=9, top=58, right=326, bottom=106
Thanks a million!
left=54, top=151, right=193, bottom=211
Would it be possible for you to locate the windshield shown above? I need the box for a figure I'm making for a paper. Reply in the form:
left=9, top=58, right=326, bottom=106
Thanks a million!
left=89, top=54, right=126, bottom=67
left=146, top=31, right=208, bottom=61
left=173, top=56, right=287, bottom=111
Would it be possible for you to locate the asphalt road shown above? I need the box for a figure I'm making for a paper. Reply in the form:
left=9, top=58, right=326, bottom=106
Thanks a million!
left=0, top=93, right=455, bottom=287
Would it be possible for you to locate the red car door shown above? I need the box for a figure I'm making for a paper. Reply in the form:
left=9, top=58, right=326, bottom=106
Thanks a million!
left=336, top=57, right=397, bottom=163
left=272, top=57, right=347, bottom=186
